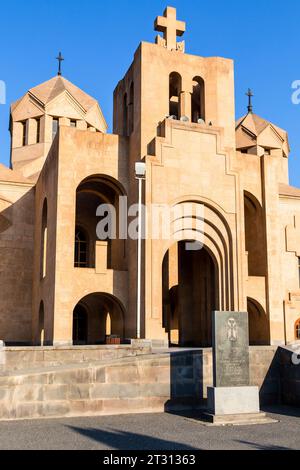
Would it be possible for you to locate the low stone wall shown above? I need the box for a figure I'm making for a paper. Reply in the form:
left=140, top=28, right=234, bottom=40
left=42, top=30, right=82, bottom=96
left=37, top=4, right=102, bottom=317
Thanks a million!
left=0, top=345, right=285, bottom=421
left=0, top=342, right=151, bottom=371
left=0, top=352, right=201, bottom=420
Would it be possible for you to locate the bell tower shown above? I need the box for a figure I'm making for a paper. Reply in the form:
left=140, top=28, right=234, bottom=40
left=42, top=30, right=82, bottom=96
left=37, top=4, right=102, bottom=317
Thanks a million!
left=113, top=6, right=236, bottom=159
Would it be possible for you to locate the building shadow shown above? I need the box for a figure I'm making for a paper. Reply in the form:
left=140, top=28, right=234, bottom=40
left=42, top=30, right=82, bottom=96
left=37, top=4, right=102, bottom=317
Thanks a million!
left=234, top=440, right=292, bottom=451
left=66, top=426, right=199, bottom=450
left=164, top=348, right=211, bottom=416
left=259, top=347, right=281, bottom=406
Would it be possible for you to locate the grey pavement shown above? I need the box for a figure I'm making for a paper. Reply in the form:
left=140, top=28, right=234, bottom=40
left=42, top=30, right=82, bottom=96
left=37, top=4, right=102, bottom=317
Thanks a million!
left=0, top=406, right=299, bottom=450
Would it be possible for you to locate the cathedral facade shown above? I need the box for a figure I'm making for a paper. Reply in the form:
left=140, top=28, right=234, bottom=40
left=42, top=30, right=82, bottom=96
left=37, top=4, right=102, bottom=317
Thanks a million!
left=0, top=6, right=300, bottom=348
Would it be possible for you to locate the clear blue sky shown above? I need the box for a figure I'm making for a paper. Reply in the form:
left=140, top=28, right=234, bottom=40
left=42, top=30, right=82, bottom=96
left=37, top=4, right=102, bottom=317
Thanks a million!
left=0, top=0, right=300, bottom=185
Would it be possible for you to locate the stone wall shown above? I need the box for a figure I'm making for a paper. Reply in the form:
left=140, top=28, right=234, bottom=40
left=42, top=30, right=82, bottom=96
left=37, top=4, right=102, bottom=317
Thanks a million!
left=0, top=346, right=284, bottom=421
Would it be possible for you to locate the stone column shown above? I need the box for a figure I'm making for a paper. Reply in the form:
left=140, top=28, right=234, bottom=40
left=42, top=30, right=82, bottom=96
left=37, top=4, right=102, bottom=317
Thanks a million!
left=179, top=91, right=191, bottom=120
left=27, top=118, right=38, bottom=145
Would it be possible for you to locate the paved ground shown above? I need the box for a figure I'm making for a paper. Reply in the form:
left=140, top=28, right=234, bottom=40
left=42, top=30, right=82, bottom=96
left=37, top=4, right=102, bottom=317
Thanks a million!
left=0, top=406, right=299, bottom=450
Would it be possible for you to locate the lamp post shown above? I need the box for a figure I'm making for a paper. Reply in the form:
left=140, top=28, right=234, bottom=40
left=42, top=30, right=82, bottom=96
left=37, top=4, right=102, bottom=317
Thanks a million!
left=135, top=161, right=146, bottom=339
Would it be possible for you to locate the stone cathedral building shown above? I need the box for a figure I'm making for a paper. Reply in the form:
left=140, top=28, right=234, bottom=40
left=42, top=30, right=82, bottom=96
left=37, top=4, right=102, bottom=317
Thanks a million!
left=0, top=6, right=300, bottom=349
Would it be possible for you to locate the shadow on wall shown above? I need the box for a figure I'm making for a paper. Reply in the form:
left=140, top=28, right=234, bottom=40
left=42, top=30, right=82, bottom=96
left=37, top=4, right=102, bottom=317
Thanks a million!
left=259, top=348, right=281, bottom=406
left=164, top=349, right=212, bottom=412
left=279, top=346, right=300, bottom=406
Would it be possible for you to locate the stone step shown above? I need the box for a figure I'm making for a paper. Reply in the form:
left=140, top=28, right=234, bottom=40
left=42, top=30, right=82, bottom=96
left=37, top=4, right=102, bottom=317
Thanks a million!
left=0, top=396, right=168, bottom=421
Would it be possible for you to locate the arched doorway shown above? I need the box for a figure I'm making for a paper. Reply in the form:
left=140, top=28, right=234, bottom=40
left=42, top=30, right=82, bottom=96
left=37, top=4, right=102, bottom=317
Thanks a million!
left=72, top=293, right=125, bottom=345
left=247, top=297, right=270, bottom=345
left=162, top=241, right=218, bottom=347
left=73, top=304, right=88, bottom=345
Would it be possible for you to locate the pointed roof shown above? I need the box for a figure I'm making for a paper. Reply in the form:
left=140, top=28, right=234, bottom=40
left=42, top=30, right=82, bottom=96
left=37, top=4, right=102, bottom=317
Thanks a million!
left=236, top=112, right=289, bottom=152
left=27, top=76, right=97, bottom=112
left=11, top=75, right=107, bottom=133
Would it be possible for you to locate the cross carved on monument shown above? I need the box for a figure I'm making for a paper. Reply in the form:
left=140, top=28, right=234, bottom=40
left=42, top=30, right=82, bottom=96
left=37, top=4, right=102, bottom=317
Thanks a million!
left=154, top=6, right=186, bottom=52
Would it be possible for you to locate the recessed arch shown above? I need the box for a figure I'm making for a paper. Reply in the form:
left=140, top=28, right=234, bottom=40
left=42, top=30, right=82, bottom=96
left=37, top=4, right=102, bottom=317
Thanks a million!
left=169, top=72, right=182, bottom=118
left=162, top=240, right=219, bottom=347
left=191, top=76, right=205, bottom=123
left=74, top=175, right=127, bottom=270
left=244, top=191, right=267, bottom=277
left=72, top=292, right=125, bottom=345
left=165, top=198, right=234, bottom=311
left=247, top=297, right=270, bottom=345
left=73, top=303, right=88, bottom=345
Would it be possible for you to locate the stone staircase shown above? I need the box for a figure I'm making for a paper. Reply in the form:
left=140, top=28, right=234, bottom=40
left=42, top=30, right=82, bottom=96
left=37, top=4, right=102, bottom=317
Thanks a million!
left=0, top=350, right=208, bottom=421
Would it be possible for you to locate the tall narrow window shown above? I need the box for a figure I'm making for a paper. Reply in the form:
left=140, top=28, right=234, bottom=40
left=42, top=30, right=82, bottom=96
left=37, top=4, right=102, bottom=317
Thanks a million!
left=123, top=93, right=128, bottom=136
left=169, top=72, right=182, bottom=119
left=52, top=118, right=59, bottom=141
left=41, top=199, right=48, bottom=279
left=21, top=121, right=27, bottom=146
left=75, top=228, right=88, bottom=268
left=295, top=319, right=300, bottom=340
left=191, top=76, right=205, bottom=123
left=36, top=118, right=41, bottom=143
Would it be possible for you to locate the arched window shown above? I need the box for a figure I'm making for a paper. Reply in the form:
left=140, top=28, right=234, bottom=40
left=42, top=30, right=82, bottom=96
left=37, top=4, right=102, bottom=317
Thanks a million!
left=191, top=76, right=205, bottom=123
left=169, top=72, right=182, bottom=119
left=73, top=304, right=88, bottom=344
left=295, top=319, right=300, bottom=340
left=74, top=228, right=88, bottom=268
left=40, top=199, right=48, bottom=279
left=123, top=92, right=128, bottom=136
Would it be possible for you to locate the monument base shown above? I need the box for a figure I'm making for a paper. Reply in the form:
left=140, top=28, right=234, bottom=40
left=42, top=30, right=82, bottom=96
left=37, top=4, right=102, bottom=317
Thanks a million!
left=202, top=386, right=276, bottom=425
left=207, top=386, right=260, bottom=415
left=201, top=411, right=276, bottom=426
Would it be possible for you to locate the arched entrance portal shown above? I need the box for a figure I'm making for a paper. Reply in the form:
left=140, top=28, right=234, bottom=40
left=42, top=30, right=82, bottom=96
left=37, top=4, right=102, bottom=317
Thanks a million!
left=72, top=293, right=125, bottom=345
left=162, top=241, right=218, bottom=347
